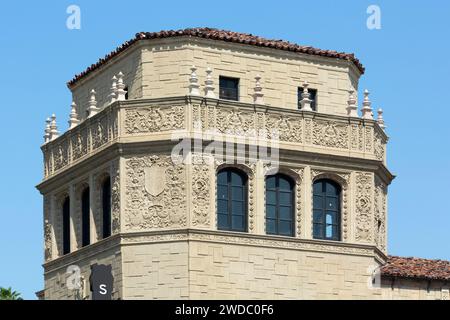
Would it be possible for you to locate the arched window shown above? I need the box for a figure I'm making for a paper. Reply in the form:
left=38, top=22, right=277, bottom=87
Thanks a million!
left=217, top=168, right=248, bottom=232
left=102, top=177, right=111, bottom=239
left=81, top=187, right=90, bottom=247
left=266, top=174, right=295, bottom=236
left=62, top=197, right=70, bottom=255
left=313, top=179, right=341, bottom=241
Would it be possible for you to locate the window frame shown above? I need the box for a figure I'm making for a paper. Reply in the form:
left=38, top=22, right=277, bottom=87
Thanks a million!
left=312, top=179, right=341, bottom=241
left=81, top=187, right=90, bottom=247
left=101, top=177, right=112, bottom=239
left=216, top=168, right=248, bottom=232
left=219, top=76, right=240, bottom=101
left=265, top=174, right=295, bottom=237
left=62, top=197, right=71, bottom=255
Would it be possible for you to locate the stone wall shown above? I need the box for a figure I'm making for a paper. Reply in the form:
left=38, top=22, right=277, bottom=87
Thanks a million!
left=69, top=37, right=361, bottom=119
left=44, top=237, right=122, bottom=300
left=380, top=278, right=449, bottom=300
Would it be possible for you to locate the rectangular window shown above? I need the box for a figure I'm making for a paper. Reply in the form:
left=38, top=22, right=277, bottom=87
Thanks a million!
left=219, top=76, right=239, bottom=101
left=298, top=87, right=318, bottom=111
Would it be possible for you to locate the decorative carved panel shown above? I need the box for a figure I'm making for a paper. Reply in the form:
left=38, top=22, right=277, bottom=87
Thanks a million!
left=191, top=154, right=212, bottom=227
left=111, top=160, right=121, bottom=234
left=266, top=115, right=303, bottom=142
left=312, top=121, right=348, bottom=149
left=91, top=116, right=109, bottom=149
left=216, top=109, right=255, bottom=135
left=71, top=128, right=88, bottom=161
left=355, top=172, right=374, bottom=243
left=124, top=105, right=184, bottom=134
left=124, top=155, right=186, bottom=231
left=53, top=140, right=69, bottom=172
left=374, top=177, right=387, bottom=252
left=374, top=130, right=385, bottom=161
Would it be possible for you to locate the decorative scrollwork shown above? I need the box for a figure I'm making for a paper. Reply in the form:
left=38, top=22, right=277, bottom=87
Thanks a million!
left=355, top=172, right=373, bottom=243
left=124, top=155, right=187, bottom=231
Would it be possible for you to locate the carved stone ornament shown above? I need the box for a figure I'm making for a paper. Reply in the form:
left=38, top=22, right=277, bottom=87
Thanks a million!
left=111, top=160, right=121, bottom=234
left=355, top=172, right=373, bottom=243
left=312, top=121, right=348, bottom=149
left=191, top=154, right=212, bottom=227
left=374, top=177, right=387, bottom=252
left=124, top=155, right=186, bottom=230
left=124, top=106, right=184, bottom=134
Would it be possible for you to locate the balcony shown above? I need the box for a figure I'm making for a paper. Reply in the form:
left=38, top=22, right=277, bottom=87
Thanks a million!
left=41, top=96, right=388, bottom=179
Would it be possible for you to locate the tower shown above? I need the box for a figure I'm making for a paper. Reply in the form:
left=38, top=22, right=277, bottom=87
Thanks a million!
left=37, top=28, right=393, bottom=300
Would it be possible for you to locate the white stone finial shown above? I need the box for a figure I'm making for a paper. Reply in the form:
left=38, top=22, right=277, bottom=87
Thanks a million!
left=50, top=114, right=59, bottom=141
left=300, top=81, right=313, bottom=111
left=377, top=108, right=386, bottom=130
left=68, top=102, right=80, bottom=129
left=109, top=76, right=118, bottom=104
left=116, top=72, right=127, bottom=101
left=189, top=66, right=200, bottom=96
left=347, top=89, right=358, bottom=117
left=361, top=89, right=373, bottom=119
left=204, top=67, right=215, bottom=98
left=253, top=74, right=264, bottom=105
left=88, top=89, right=99, bottom=118
left=44, top=118, right=51, bottom=143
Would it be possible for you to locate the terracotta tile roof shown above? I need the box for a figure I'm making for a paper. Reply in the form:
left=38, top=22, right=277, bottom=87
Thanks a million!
left=381, top=256, right=450, bottom=281
left=67, top=27, right=365, bottom=88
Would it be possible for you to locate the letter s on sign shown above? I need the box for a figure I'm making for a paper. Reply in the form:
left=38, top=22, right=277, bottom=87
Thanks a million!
left=99, top=284, right=107, bottom=295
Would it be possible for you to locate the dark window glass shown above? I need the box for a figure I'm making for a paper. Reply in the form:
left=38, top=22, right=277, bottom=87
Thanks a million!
left=62, top=197, right=71, bottom=255
left=265, top=175, right=295, bottom=236
left=219, top=76, right=239, bottom=101
left=216, top=168, right=248, bottom=232
left=102, top=177, right=111, bottom=239
left=298, top=87, right=318, bottom=111
left=312, top=179, right=341, bottom=241
left=81, top=187, right=90, bottom=247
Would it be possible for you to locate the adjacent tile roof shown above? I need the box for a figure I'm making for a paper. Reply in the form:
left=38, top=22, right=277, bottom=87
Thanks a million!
left=382, top=256, right=450, bottom=281
left=67, top=27, right=365, bottom=88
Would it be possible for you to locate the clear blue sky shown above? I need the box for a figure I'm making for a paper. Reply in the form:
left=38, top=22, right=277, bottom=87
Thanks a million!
left=0, top=0, right=449, bottom=299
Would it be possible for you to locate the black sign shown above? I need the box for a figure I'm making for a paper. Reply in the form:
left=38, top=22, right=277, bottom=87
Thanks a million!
left=89, top=263, right=113, bottom=300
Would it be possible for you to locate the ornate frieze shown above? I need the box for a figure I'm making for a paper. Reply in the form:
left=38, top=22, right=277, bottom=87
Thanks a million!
left=43, top=107, right=118, bottom=177
left=355, top=172, right=374, bottom=243
left=41, top=100, right=387, bottom=180
left=121, top=230, right=380, bottom=258
left=190, top=104, right=384, bottom=159
left=124, top=105, right=184, bottom=134
left=124, top=155, right=187, bottom=231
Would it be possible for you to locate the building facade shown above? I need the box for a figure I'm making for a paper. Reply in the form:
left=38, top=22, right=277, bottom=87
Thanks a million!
left=37, top=28, right=450, bottom=300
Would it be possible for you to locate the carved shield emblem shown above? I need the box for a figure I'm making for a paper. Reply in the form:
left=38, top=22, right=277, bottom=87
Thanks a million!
left=144, top=166, right=166, bottom=196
